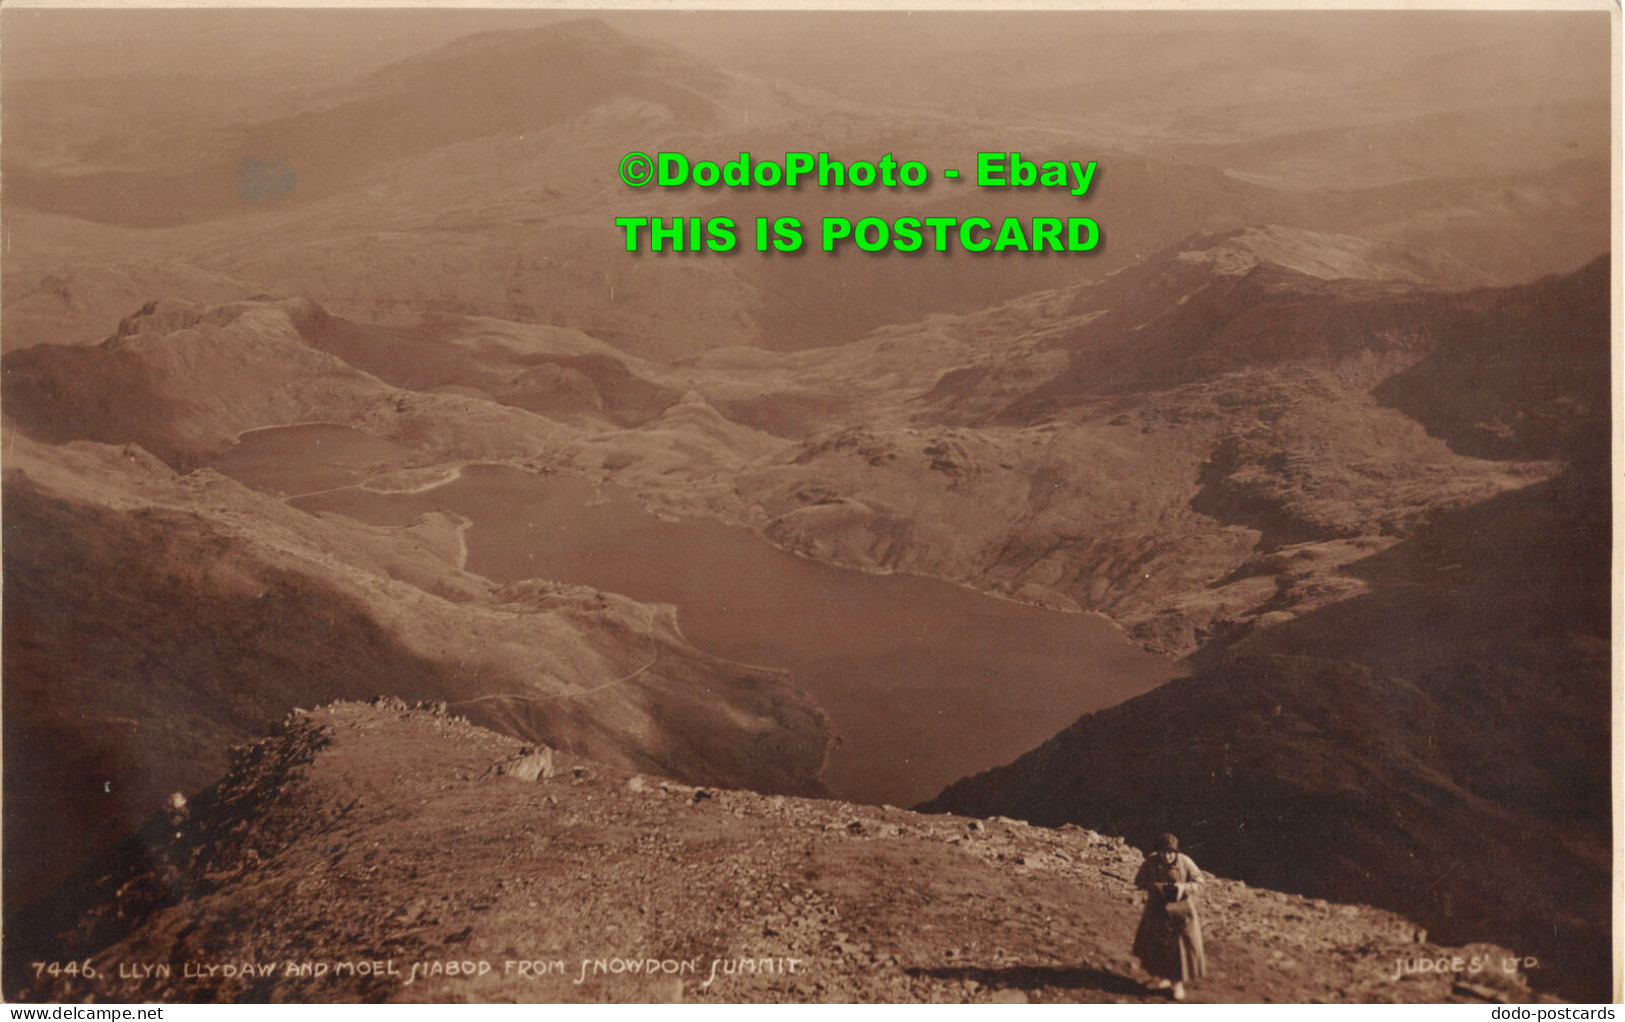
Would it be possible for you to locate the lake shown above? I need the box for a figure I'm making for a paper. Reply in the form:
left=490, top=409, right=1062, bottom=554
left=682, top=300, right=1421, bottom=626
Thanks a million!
left=214, top=424, right=1181, bottom=807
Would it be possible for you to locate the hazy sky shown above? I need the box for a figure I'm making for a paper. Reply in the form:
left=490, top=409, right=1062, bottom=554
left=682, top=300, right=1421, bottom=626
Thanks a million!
left=3, top=7, right=1609, bottom=108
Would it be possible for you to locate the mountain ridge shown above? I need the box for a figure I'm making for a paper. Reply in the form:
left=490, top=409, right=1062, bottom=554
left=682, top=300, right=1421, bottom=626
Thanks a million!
left=922, top=459, right=1612, bottom=1001
left=6, top=700, right=1551, bottom=1004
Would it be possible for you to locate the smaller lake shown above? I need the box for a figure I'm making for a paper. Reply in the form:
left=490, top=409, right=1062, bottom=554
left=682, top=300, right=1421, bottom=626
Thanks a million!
left=215, top=425, right=1181, bottom=807
left=211, top=424, right=413, bottom=495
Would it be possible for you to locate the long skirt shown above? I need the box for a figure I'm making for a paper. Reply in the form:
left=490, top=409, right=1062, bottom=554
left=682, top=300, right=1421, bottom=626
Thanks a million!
left=1132, top=901, right=1207, bottom=983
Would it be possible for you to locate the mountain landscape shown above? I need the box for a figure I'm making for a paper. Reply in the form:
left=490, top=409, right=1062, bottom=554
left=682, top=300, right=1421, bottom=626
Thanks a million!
left=1, top=9, right=1615, bottom=1004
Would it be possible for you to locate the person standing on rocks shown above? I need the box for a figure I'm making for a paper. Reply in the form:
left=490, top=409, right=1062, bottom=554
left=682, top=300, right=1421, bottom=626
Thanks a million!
left=1132, top=832, right=1207, bottom=1000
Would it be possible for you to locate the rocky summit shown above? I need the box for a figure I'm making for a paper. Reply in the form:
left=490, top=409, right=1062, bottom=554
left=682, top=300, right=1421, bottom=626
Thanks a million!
left=10, top=701, right=1551, bottom=1005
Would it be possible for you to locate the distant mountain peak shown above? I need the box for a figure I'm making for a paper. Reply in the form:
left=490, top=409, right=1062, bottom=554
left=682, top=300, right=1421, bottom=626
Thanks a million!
left=425, top=16, right=633, bottom=64
left=456, top=14, right=623, bottom=46
left=367, top=14, right=712, bottom=87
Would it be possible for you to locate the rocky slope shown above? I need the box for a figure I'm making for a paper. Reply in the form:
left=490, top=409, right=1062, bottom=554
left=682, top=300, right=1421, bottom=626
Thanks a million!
left=925, top=494, right=1612, bottom=1001
left=8, top=701, right=1549, bottom=1004
left=923, top=406, right=1613, bottom=998
left=718, top=231, right=1613, bottom=999
left=2, top=430, right=831, bottom=910
left=723, top=230, right=1602, bottom=655
left=1, top=296, right=583, bottom=468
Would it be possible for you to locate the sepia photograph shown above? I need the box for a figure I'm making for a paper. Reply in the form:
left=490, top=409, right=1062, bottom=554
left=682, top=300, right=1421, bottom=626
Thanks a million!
left=0, top=2, right=1617, bottom=1006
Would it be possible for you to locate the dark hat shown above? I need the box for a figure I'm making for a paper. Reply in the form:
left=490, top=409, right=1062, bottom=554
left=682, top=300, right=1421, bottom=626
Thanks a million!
left=1158, top=832, right=1179, bottom=852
